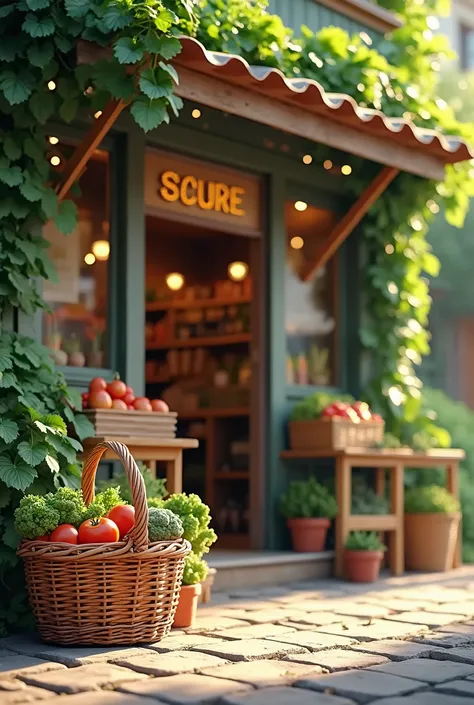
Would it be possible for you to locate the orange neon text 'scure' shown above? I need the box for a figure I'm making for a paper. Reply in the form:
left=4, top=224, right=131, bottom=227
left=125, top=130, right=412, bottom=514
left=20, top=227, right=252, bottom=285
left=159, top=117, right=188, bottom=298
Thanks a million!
left=159, top=170, right=246, bottom=216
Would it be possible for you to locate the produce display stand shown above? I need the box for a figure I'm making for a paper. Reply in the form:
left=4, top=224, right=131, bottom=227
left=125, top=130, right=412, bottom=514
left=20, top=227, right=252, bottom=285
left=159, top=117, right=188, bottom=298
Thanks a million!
left=81, top=436, right=199, bottom=494
left=280, top=447, right=464, bottom=577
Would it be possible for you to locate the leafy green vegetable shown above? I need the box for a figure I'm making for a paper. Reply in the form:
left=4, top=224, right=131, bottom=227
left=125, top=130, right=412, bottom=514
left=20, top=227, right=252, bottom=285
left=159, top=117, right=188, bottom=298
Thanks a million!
left=14, top=495, right=59, bottom=539
left=46, top=487, right=86, bottom=527
left=345, top=531, right=386, bottom=552
left=84, top=487, right=124, bottom=520
left=290, top=392, right=355, bottom=421
left=162, top=493, right=217, bottom=556
left=98, top=463, right=166, bottom=505
left=182, top=552, right=208, bottom=586
left=405, top=486, right=460, bottom=514
left=148, top=507, right=183, bottom=542
left=280, top=477, right=338, bottom=519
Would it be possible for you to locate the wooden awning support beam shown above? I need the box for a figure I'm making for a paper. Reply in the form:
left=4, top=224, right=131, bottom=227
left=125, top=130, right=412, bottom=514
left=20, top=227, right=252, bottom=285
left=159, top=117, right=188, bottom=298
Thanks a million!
left=302, top=165, right=399, bottom=282
left=56, top=98, right=127, bottom=203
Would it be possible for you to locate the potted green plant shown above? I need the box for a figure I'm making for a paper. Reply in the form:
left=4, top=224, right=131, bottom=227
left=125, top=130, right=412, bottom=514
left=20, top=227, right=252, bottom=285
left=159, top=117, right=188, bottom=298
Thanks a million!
left=159, top=493, right=217, bottom=627
left=280, top=477, right=337, bottom=552
left=344, top=531, right=386, bottom=583
left=404, top=485, right=461, bottom=572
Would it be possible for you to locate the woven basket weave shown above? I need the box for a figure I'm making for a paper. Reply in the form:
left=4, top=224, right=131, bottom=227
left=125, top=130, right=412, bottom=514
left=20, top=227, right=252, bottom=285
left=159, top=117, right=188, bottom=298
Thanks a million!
left=17, top=440, right=190, bottom=646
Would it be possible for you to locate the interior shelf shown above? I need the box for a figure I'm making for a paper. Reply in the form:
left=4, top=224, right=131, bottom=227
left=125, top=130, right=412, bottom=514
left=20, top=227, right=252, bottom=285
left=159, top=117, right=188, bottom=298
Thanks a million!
left=146, top=296, right=251, bottom=312
left=147, top=333, right=251, bottom=350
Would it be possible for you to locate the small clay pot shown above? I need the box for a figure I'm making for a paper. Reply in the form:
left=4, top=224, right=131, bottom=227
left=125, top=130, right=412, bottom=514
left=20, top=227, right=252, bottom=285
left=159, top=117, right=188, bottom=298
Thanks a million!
left=50, top=348, right=68, bottom=366
left=344, top=549, right=384, bottom=583
left=173, top=583, right=202, bottom=628
left=68, top=351, right=86, bottom=367
left=287, top=518, right=330, bottom=552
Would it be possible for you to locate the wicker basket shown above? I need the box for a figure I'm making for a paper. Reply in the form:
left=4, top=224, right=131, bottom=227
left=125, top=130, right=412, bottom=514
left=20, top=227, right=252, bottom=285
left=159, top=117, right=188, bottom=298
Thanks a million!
left=17, top=440, right=190, bottom=646
left=289, top=418, right=384, bottom=451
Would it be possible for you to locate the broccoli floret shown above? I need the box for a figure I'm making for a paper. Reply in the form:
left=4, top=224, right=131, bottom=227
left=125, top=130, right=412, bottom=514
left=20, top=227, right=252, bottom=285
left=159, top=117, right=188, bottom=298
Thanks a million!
left=14, top=495, right=60, bottom=539
left=148, top=508, right=183, bottom=542
left=84, top=487, right=124, bottom=520
left=46, top=487, right=86, bottom=527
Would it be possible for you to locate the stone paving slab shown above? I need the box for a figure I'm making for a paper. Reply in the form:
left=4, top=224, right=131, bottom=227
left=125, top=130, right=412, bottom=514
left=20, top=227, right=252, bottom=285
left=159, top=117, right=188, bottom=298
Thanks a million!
left=279, top=612, right=351, bottom=627
left=264, top=631, right=358, bottom=651
left=368, top=656, right=474, bottom=683
left=0, top=681, right=55, bottom=704
left=0, top=655, right=66, bottom=679
left=113, top=650, right=229, bottom=676
left=429, top=643, right=474, bottom=664
left=33, top=694, right=164, bottom=705
left=357, top=598, right=437, bottom=612
left=221, top=686, right=357, bottom=705
left=412, top=631, right=474, bottom=648
left=201, top=659, right=323, bottom=687
left=349, top=639, right=443, bottom=661
left=151, top=635, right=230, bottom=653
left=223, top=609, right=304, bottom=625
left=188, top=617, right=250, bottom=632
left=428, top=601, right=474, bottom=616
left=119, top=673, right=251, bottom=704
left=314, top=618, right=428, bottom=641
left=331, top=604, right=393, bottom=619
left=212, top=623, right=297, bottom=640
left=284, top=648, right=389, bottom=672
left=384, top=611, right=467, bottom=628
left=19, top=663, right=148, bottom=694
left=437, top=621, right=474, bottom=635
left=435, top=678, right=474, bottom=697
left=370, top=693, right=474, bottom=705
left=189, top=638, right=308, bottom=662
left=296, top=669, right=425, bottom=704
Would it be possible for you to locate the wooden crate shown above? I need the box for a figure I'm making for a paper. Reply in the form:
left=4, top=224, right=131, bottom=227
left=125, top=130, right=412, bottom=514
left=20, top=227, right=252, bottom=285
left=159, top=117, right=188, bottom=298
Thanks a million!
left=289, top=418, right=384, bottom=451
left=84, top=409, right=177, bottom=438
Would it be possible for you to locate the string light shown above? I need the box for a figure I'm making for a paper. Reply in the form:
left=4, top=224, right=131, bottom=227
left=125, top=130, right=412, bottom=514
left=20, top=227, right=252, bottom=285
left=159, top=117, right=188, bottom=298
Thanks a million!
left=294, top=201, right=307, bottom=212
left=385, top=244, right=395, bottom=254
left=323, top=160, right=332, bottom=170
left=302, top=154, right=312, bottom=165
left=192, top=109, right=201, bottom=119
left=228, top=261, right=249, bottom=282
left=341, top=165, right=352, bottom=175
left=50, top=156, right=61, bottom=166
left=48, top=136, right=59, bottom=145
left=92, top=240, right=110, bottom=261
left=94, top=111, right=102, bottom=119
left=290, top=236, right=304, bottom=250
left=166, top=272, right=185, bottom=291
left=84, top=253, right=95, bottom=265
left=47, top=81, right=56, bottom=91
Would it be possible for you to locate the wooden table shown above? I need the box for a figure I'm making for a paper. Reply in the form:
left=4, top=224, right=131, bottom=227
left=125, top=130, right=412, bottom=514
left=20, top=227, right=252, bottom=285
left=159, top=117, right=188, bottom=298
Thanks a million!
left=82, top=436, right=199, bottom=494
left=280, top=447, right=465, bottom=577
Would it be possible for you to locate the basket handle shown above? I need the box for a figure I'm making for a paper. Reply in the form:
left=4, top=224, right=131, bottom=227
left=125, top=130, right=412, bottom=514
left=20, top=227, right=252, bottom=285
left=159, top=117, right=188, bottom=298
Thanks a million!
left=82, top=441, right=149, bottom=551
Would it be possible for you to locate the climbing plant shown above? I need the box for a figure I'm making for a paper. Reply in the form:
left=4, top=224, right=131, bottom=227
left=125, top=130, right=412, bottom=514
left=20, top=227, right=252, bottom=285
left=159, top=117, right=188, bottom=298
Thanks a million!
left=0, top=0, right=473, bottom=630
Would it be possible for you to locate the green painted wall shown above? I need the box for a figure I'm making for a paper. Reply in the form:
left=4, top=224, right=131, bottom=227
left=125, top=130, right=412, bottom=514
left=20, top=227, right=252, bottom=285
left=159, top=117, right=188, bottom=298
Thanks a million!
left=268, top=0, right=383, bottom=39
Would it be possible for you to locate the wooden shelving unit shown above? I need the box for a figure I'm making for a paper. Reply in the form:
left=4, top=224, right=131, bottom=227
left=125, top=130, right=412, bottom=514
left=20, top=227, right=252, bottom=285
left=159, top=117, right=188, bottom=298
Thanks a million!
left=147, top=333, right=250, bottom=350
left=146, top=296, right=251, bottom=312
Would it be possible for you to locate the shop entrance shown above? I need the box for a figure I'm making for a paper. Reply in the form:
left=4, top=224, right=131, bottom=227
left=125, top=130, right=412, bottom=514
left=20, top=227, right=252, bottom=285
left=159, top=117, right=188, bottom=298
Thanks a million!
left=144, top=149, right=263, bottom=550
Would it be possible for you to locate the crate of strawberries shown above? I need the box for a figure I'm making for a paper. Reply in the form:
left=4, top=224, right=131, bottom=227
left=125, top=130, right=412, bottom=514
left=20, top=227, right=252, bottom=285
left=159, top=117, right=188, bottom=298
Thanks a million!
left=81, top=375, right=177, bottom=438
left=289, top=394, right=384, bottom=451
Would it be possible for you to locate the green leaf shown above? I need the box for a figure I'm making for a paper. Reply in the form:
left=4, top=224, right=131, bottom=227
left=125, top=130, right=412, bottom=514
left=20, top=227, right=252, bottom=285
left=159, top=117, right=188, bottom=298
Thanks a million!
left=155, top=8, right=175, bottom=32
left=0, top=159, right=23, bottom=187
left=65, top=0, right=91, bottom=18
left=59, top=97, right=79, bottom=123
left=29, top=90, right=55, bottom=124
left=0, top=4, right=15, bottom=18
left=2, top=519, right=20, bottom=550
left=20, top=175, right=45, bottom=202
left=139, top=68, right=172, bottom=100
left=159, top=61, right=179, bottom=85
left=43, top=414, right=67, bottom=434
left=41, top=188, right=58, bottom=219
left=167, top=93, right=183, bottom=118
left=72, top=413, right=94, bottom=441
left=27, top=41, right=54, bottom=68
left=47, top=435, right=77, bottom=463
left=101, top=7, right=133, bottom=30
left=22, top=13, right=55, bottom=38
left=3, top=135, right=21, bottom=161
left=45, top=455, right=60, bottom=473
left=1, top=371, right=21, bottom=392
left=113, top=37, right=144, bottom=65
left=0, top=349, right=13, bottom=372
left=26, top=0, right=51, bottom=8
left=0, top=484, right=11, bottom=509
left=0, top=71, right=34, bottom=105
left=0, top=419, right=19, bottom=443
left=53, top=199, right=77, bottom=234
left=130, top=97, right=169, bottom=132
left=0, top=457, right=37, bottom=491
left=158, top=36, right=181, bottom=60
left=17, top=441, right=48, bottom=466
left=0, top=38, right=20, bottom=63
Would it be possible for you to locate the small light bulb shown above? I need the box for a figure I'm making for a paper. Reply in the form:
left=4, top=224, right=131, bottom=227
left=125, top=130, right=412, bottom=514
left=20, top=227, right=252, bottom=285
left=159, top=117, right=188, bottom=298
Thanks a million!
left=290, top=236, right=304, bottom=250
left=94, top=111, right=102, bottom=119
left=323, top=160, right=333, bottom=170
left=302, top=154, right=312, bottom=165
left=385, top=244, right=395, bottom=254
left=166, top=272, right=185, bottom=291
left=91, top=240, right=110, bottom=261
left=50, top=155, right=61, bottom=166
left=341, top=165, right=352, bottom=175
left=47, top=80, right=56, bottom=91
left=192, top=109, right=201, bottom=119
left=48, top=136, right=59, bottom=145
left=84, top=253, right=96, bottom=265
left=228, top=261, right=249, bottom=282
left=294, top=201, right=307, bottom=212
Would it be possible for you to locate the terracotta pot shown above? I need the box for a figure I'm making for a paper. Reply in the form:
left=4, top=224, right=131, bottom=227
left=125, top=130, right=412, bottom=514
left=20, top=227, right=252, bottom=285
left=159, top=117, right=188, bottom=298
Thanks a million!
left=344, top=549, right=384, bottom=583
left=173, top=583, right=202, bottom=628
left=287, top=518, right=330, bottom=552
left=404, top=512, right=461, bottom=572
left=68, top=351, right=86, bottom=367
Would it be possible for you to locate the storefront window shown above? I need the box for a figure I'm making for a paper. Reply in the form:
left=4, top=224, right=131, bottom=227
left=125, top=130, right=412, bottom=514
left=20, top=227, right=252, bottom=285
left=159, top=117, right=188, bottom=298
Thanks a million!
left=285, top=200, right=336, bottom=386
left=42, top=148, right=110, bottom=368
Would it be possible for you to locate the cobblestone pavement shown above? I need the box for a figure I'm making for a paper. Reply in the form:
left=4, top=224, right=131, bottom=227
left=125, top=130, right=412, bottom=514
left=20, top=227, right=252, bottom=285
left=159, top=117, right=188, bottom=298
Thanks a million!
left=4, top=568, right=474, bottom=704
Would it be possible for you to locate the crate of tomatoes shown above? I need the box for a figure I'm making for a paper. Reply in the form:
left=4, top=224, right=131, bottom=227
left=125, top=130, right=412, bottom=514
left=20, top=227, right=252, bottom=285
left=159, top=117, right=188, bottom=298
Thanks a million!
left=289, top=399, right=384, bottom=451
left=82, top=375, right=177, bottom=438
left=16, top=440, right=190, bottom=646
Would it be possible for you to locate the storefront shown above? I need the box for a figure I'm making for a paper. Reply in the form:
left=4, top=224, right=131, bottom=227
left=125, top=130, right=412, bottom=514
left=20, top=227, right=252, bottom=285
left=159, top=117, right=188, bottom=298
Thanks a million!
left=36, top=37, right=472, bottom=551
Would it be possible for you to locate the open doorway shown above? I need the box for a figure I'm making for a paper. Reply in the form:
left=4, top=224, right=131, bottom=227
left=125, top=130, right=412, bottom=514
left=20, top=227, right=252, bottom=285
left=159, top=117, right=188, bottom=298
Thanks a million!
left=144, top=151, right=263, bottom=550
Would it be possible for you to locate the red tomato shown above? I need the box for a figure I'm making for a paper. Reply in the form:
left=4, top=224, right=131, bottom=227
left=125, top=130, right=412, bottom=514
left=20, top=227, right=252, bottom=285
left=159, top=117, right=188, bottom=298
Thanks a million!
left=107, top=377, right=127, bottom=399
left=89, top=390, right=113, bottom=409
left=50, top=524, right=78, bottom=544
left=134, top=397, right=152, bottom=412
left=35, top=534, right=50, bottom=542
left=112, top=398, right=128, bottom=411
left=125, top=385, right=134, bottom=396
left=372, top=413, right=384, bottom=424
left=107, top=505, right=135, bottom=539
left=123, top=392, right=135, bottom=406
left=127, top=404, right=135, bottom=410
left=151, top=399, right=169, bottom=413
left=78, top=517, right=120, bottom=544
left=321, top=404, right=337, bottom=418
left=89, top=377, right=107, bottom=393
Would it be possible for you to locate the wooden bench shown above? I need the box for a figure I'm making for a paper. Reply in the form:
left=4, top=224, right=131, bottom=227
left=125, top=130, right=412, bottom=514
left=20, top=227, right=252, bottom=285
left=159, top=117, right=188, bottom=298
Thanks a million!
left=280, top=447, right=464, bottom=577
left=82, top=435, right=199, bottom=494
